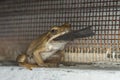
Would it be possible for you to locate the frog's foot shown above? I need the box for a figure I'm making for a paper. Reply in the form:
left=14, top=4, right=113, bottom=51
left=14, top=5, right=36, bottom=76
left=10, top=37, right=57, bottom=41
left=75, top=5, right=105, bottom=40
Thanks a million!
left=19, top=62, right=39, bottom=70
left=46, top=63, right=58, bottom=67
left=37, top=63, right=49, bottom=67
left=38, top=63, right=58, bottom=67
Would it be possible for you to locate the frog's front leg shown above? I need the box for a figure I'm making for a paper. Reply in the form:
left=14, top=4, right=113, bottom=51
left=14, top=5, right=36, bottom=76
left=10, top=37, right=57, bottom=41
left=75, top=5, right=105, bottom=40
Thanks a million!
left=33, top=50, right=49, bottom=67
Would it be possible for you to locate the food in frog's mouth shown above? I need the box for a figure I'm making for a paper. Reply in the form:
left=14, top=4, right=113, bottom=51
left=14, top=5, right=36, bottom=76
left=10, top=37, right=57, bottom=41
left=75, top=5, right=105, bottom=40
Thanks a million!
left=54, top=26, right=95, bottom=41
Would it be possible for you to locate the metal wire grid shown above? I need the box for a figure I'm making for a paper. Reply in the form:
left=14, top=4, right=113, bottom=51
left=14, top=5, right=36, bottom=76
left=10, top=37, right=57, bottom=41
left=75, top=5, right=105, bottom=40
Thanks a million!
left=64, top=0, right=120, bottom=63
left=0, top=0, right=119, bottom=63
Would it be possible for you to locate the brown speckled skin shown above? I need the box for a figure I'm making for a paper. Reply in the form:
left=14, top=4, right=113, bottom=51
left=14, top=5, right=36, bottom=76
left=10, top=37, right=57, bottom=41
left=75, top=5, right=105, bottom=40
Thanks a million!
left=16, top=23, right=71, bottom=70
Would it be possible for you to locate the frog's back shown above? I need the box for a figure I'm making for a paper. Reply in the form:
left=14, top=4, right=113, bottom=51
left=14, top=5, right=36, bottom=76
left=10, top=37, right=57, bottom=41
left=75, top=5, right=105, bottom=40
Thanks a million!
left=26, top=33, right=48, bottom=55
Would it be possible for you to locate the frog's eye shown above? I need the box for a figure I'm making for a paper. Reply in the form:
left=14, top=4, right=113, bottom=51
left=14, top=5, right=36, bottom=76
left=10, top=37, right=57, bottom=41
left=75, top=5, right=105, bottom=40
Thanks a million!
left=51, top=29, right=57, bottom=34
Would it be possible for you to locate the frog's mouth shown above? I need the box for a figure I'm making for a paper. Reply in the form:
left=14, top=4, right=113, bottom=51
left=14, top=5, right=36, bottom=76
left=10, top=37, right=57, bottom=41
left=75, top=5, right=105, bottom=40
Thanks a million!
left=49, top=30, right=70, bottom=42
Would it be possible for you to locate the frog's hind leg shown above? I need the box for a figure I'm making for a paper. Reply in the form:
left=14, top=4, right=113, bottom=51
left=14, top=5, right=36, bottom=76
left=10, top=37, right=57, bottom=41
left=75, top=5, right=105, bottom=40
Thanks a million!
left=16, top=53, right=38, bottom=70
left=45, top=50, right=64, bottom=67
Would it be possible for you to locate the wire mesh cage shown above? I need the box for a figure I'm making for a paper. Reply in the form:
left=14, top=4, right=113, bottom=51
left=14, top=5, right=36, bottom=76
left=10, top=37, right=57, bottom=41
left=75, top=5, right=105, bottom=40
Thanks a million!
left=0, top=0, right=120, bottom=65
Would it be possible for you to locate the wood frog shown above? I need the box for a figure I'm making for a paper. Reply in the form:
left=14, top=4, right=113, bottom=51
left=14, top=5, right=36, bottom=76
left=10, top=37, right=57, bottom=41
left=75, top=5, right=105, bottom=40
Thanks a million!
left=16, top=23, right=71, bottom=70
left=16, top=23, right=95, bottom=70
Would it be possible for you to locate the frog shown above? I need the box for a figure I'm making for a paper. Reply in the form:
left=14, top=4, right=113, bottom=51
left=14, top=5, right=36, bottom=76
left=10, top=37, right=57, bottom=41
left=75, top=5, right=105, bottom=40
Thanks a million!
left=16, top=23, right=71, bottom=70
left=16, top=23, right=95, bottom=70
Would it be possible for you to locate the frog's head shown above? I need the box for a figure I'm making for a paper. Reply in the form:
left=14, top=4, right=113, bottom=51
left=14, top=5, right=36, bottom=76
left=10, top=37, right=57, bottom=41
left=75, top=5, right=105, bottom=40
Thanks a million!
left=47, top=23, right=71, bottom=42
